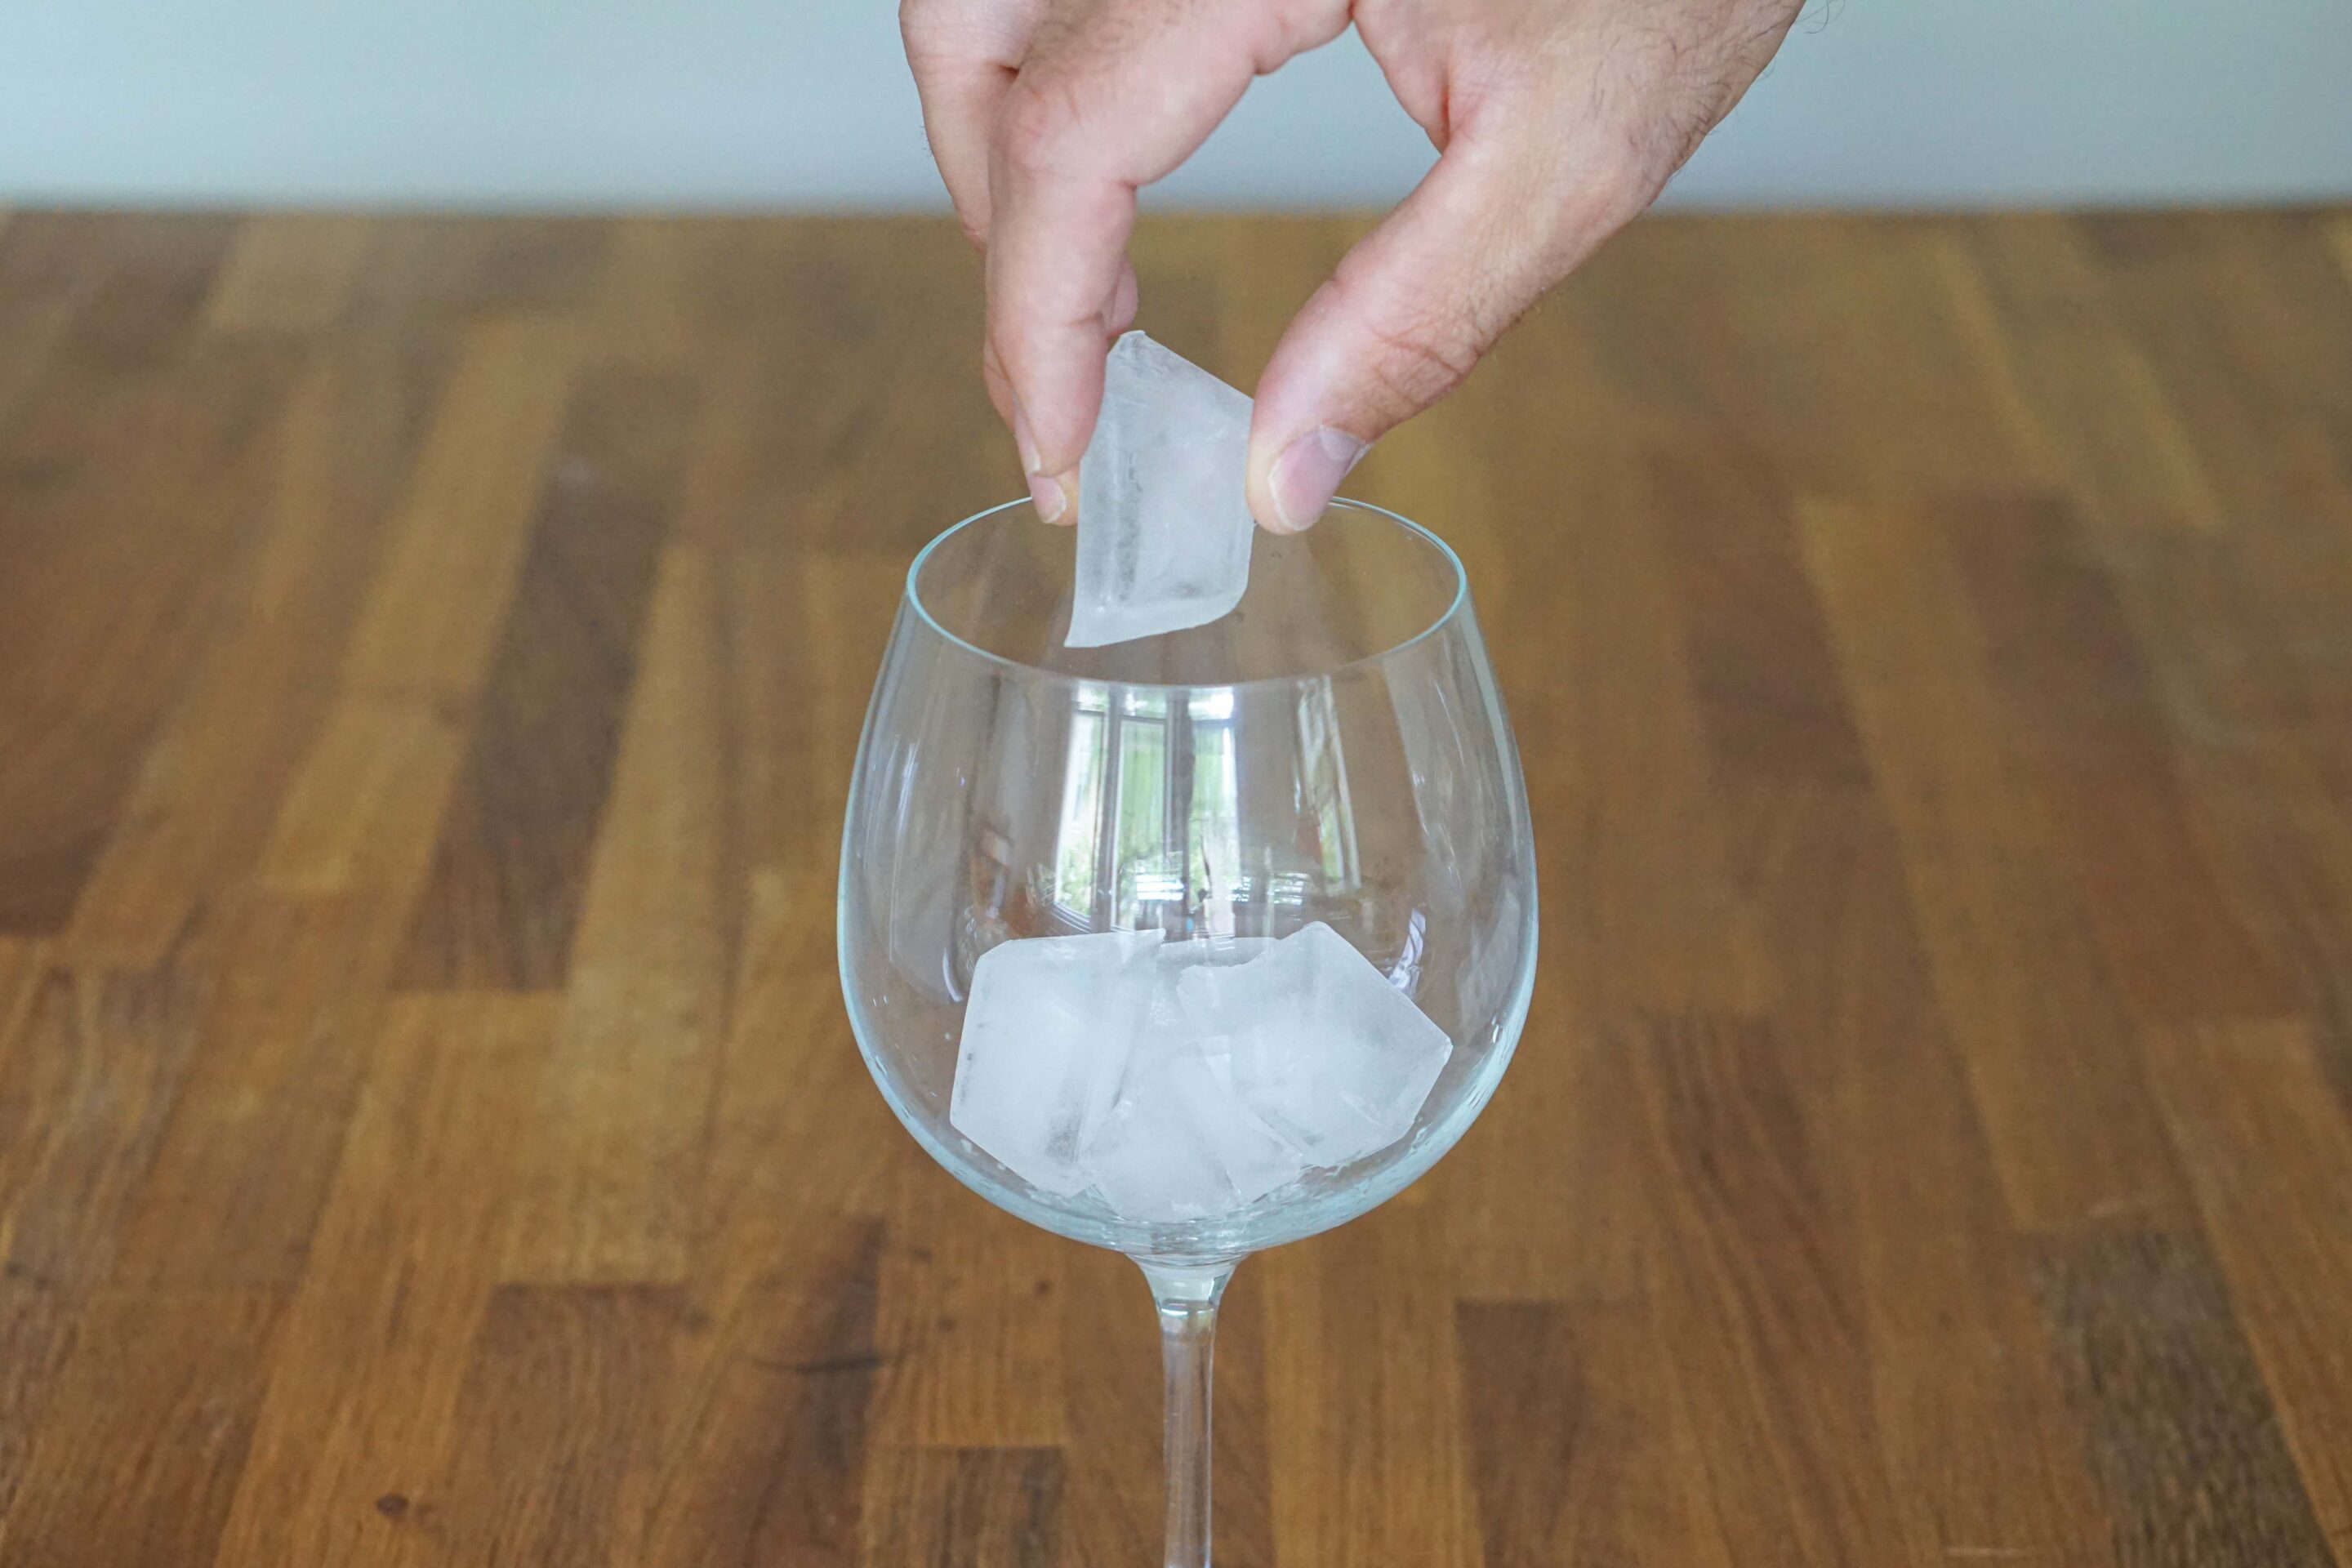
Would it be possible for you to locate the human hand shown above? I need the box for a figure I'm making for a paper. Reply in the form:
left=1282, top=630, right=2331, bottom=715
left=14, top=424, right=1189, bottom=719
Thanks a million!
left=903, top=0, right=1802, bottom=529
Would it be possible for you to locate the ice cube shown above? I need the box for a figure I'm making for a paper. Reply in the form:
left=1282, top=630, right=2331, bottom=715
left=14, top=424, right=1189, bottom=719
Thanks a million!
left=950, top=929, right=1163, bottom=1194
left=1081, top=935, right=1294, bottom=1222
left=1175, top=921, right=1453, bottom=1168
left=1065, top=332, right=1255, bottom=649
left=1085, top=1040, right=1306, bottom=1223
left=1129, top=933, right=1272, bottom=1081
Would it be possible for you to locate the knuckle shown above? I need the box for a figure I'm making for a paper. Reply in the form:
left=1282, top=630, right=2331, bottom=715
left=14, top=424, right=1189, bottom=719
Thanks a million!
left=995, top=79, right=1075, bottom=178
left=1586, top=134, right=1672, bottom=221
left=1354, top=294, right=1486, bottom=412
left=898, top=0, right=944, bottom=50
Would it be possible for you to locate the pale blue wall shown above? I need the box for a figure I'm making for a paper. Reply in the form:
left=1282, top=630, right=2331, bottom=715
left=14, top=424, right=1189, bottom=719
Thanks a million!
left=2, top=0, right=2347, bottom=208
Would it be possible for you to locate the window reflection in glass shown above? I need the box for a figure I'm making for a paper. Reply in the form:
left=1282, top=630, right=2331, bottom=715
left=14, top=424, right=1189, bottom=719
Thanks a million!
left=1049, top=684, right=1256, bottom=934
left=1054, top=689, right=1108, bottom=920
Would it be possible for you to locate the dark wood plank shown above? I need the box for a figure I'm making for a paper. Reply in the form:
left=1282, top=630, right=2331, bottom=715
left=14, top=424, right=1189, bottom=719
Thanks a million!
left=395, top=365, right=698, bottom=989
left=637, top=1218, right=884, bottom=1567
left=2030, top=1229, right=2338, bottom=1568
left=2143, top=1022, right=2352, bottom=1548
left=390, top=1284, right=684, bottom=1566
left=861, top=1446, right=1063, bottom=1568
left=1455, top=1300, right=1729, bottom=1568
left=1725, top=780, right=2123, bottom=1563
left=497, top=545, right=733, bottom=1285
left=1946, top=488, right=2288, bottom=1022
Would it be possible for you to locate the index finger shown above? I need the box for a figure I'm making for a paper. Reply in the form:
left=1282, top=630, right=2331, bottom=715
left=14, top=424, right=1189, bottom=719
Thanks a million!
left=984, top=2, right=1345, bottom=500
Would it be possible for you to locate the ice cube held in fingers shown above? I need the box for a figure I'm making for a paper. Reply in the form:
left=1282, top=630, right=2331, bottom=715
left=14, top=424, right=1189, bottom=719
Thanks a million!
left=1064, top=332, right=1256, bottom=649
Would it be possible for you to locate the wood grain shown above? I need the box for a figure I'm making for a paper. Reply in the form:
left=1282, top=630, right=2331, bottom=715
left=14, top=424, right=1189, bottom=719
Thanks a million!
left=2, top=207, right=2350, bottom=1566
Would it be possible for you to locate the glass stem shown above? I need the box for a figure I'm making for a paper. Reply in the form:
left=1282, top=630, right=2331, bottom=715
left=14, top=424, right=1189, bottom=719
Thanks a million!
left=1138, top=1259, right=1236, bottom=1568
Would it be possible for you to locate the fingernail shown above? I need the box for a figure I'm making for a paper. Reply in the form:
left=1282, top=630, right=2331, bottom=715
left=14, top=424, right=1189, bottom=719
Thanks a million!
left=1027, top=470, right=1068, bottom=524
left=1268, top=426, right=1369, bottom=532
left=1011, top=401, right=1043, bottom=475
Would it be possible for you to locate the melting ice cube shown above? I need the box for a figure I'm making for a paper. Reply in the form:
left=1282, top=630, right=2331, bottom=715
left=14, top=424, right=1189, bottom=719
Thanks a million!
left=947, top=926, right=1443, bottom=1223
left=1085, top=1040, right=1304, bottom=1223
left=1065, top=332, right=1255, bottom=649
left=1175, top=921, right=1453, bottom=1168
left=1082, top=935, right=1298, bottom=1220
left=949, top=929, right=1162, bottom=1194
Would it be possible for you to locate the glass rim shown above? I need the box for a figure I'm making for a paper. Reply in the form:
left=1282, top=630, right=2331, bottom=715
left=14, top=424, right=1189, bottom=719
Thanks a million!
left=902, top=495, right=1472, bottom=693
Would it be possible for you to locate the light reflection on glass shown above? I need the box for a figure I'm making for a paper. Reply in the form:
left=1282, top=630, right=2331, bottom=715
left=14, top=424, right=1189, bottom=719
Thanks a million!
left=1053, top=685, right=1109, bottom=920
left=1045, top=681, right=1267, bottom=934
left=1295, top=679, right=1358, bottom=889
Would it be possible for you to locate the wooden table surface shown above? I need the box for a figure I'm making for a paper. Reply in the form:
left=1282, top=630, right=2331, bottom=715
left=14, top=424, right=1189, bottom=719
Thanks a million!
left=3, top=207, right=2352, bottom=1566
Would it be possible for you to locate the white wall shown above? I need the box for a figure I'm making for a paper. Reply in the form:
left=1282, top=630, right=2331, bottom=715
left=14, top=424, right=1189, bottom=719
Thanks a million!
left=2, top=0, right=2347, bottom=210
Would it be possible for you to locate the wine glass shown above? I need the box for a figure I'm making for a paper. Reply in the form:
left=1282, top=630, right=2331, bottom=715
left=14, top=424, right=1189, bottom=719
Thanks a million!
left=838, top=497, right=1537, bottom=1567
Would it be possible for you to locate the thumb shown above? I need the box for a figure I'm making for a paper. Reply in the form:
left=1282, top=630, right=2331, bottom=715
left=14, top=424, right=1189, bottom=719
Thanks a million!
left=1245, top=129, right=1646, bottom=532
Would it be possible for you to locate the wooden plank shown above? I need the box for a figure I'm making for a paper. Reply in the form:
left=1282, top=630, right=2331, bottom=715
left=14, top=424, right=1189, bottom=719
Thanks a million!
left=1946, top=488, right=2287, bottom=1022
left=500, top=546, right=731, bottom=1284
left=1953, top=213, right=2228, bottom=532
left=256, top=697, right=466, bottom=898
left=1258, top=1202, right=1486, bottom=1568
left=338, top=318, right=577, bottom=701
left=1633, top=1013, right=1907, bottom=1566
left=1730, top=783, right=2122, bottom=1564
left=868, top=1162, right=1067, bottom=1450
left=0, top=960, right=213, bottom=1517
left=1575, top=215, right=2047, bottom=495
left=800, top=551, right=915, bottom=853
left=1054, top=1249, right=1176, bottom=1568
left=0, top=309, right=296, bottom=932
left=204, top=213, right=372, bottom=335
left=2081, top=213, right=2352, bottom=735
left=0, top=964, right=212, bottom=1287
left=1800, top=493, right=2192, bottom=1232
left=396, top=365, right=698, bottom=988
left=339, top=214, right=612, bottom=345
left=2325, top=212, right=2352, bottom=287
left=0, top=938, right=42, bottom=1067
left=106, top=898, right=395, bottom=1289
left=1455, top=1301, right=1731, bottom=1568
left=0, top=213, right=110, bottom=439
left=638, top=868, right=895, bottom=1564
left=693, top=868, right=897, bottom=1276
left=1442, top=996, right=1652, bottom=1303
left=1643, top=442, right=1872, bottom=790
left=0, top=1288, right=279, bottom=1568
left=392, top=1284, right=684, bottom=1566
left=118, top=665, right=461, bottom=1289
left=211, top=994, right=560, bottom=1566
left=63, top=341, right=439, bottom=967
left=2143, top=1022, right=2352, bottom=1548
left=861, top=1446, right=1063, bottom=1568
left=637, top=1218, right=884, bottom=1566
left=0, top=207, right=2349, bottom=1567
left=2029, top=1230, right=2337, bottom=1567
